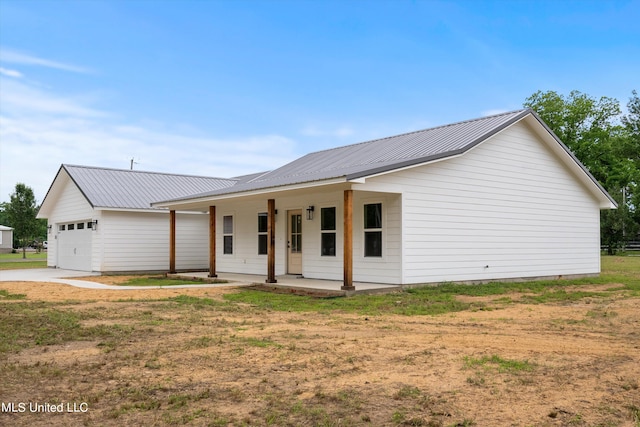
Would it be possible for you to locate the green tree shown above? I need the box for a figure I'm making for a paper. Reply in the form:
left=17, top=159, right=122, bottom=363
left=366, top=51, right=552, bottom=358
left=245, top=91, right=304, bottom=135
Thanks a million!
left=6, top=183, right=39, bottom=258
left=524, top=90, right=639, bottom=253
left=524, top=90, right=624, bottom=186
left=601, top=187, right=638, bottom=255
left=0, top=202, right=9, bottom=227
left=621, top=90, right=640, bottom=229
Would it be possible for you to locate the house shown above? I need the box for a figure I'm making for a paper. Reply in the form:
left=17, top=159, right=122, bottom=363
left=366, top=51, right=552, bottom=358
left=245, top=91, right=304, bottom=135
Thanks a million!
left=0, top=225, right=13, bottom=253
left=151, top=109, right=616, bottom=289
left=37, top=165, right=235, bottom=272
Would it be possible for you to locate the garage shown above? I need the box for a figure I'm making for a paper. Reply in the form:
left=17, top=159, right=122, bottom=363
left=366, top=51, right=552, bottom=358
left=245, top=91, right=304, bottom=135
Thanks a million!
left=56, top=221, right=93, bottom=271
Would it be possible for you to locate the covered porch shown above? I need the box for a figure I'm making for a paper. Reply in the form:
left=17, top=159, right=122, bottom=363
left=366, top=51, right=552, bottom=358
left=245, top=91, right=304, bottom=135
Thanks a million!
left=157, top=181, right=403, bottom=290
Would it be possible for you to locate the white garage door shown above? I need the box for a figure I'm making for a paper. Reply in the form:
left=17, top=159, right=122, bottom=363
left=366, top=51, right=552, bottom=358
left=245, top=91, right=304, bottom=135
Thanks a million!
left=57, top=222, right=92, bottom=271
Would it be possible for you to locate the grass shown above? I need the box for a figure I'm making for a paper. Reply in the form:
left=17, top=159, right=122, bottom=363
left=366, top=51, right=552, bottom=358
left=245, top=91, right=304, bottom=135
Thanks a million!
left=224, top=289, right=478, bottom=316
left=0, top=301, right=132, bottom=354
left=0, top=252, right=47, bottom=260
left=0, top=256, right=637, bottom=427
left=222, top=256, right=640, bottom=315
left=0, top=251, right=47, bottom=269
left=0, top=260, right=47, bottom=270
left=463, top=354, right=535, bottom=373
left=0, top=289, right=26, bottom=300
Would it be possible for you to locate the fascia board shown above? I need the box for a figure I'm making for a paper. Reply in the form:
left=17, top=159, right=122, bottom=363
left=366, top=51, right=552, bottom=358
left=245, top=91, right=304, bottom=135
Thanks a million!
left=151, top=177, right=348, bottom=209
left=96, top=207, right=207, bottom=215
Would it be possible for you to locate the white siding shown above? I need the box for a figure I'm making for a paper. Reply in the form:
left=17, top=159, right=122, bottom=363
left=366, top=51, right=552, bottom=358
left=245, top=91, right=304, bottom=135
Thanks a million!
left=0, top=229, right=13, bottom=251
left=299, top=190, right=401, bottom=284
left=350, top=192, right=402, bottom=284
left=99, top=211, right=209, bottom=272
left=212, top=189, right=403, bottom=284
left=46, top=175, right=95, bottom=269
left=214, top=200, right=271, bottom=275
left=368, top=120, right=601, bottom=284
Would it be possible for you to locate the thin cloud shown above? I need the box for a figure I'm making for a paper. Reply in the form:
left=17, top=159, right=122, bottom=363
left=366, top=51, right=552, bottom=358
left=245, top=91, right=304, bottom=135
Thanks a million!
left=301, top=125, right=355, bottom=138
left=0, top=48, right=90, bottom=73
left=0, top=67, right=22, bottom=78
left=0, top=72, right=298, bottom=203
left=482, top=109, right=510, bottom=117
left=1, top=78, right=106, bottom=118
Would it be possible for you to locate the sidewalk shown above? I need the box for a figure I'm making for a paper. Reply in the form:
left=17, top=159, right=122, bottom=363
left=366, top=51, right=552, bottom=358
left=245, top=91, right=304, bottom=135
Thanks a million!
left=0, top=268, right=238, bottom=290
left=0, top=268, right=401, bottom=295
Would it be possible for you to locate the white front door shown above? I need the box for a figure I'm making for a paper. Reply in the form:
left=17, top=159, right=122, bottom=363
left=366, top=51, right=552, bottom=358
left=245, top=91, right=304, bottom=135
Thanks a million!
left=287, top=210, right=302, bottom=275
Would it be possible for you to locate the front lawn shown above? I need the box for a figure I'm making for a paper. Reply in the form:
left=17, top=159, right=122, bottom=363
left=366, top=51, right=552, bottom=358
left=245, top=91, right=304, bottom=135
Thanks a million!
left=0, top=252, right=47, bottom=270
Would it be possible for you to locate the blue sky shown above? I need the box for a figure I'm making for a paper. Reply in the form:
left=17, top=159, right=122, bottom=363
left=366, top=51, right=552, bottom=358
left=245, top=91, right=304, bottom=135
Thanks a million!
left=1, top=0, right=638, bottom=204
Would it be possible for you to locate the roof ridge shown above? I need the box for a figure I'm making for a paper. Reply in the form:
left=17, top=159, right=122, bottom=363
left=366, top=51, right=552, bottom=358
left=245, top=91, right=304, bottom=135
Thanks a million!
left=63, top=164, right=236, bottom=181
left=298, top=109, right=529, bottom=158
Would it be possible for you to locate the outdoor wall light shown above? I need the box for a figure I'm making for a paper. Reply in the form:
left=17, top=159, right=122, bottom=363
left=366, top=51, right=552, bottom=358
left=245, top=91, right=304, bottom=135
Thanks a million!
left=47, top=225, right=52, bottom=234
left=306, top=205, right=315, bottom=220
left=92, top=219, right=98, bottom=231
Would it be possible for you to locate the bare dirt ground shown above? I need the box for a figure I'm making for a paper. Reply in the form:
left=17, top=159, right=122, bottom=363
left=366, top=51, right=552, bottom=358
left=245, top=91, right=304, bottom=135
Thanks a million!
left=1, top=278, right=639, bottom=427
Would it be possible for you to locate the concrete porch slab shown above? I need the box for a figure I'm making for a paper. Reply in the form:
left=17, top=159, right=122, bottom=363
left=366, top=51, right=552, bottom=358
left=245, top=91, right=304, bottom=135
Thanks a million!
left=169, top=272, right=401, bottom=296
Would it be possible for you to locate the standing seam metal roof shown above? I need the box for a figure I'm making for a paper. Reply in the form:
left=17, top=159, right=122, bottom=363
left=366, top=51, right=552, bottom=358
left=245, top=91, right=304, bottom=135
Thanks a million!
left=61, top=165, right=236, bottom=209
left=160, top=109, right=531, bottom=203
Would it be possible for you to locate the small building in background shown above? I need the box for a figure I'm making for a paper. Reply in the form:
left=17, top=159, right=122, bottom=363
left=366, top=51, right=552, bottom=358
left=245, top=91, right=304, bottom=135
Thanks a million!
left=0, top=225, right=14, bottom=253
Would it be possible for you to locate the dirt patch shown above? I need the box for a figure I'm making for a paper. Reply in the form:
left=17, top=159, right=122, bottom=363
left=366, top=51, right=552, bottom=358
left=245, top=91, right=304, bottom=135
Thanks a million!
left=0, top=281, right=236, bottom=302
left=1, top=280, right=639, bottom=426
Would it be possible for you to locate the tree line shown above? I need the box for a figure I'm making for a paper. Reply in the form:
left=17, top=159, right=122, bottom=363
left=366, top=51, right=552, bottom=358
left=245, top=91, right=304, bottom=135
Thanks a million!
left=524, top=90, right=639, bottom=254
left=0, top=184, right=47, bottom=258
left=1, top=89, right=638, bottom=256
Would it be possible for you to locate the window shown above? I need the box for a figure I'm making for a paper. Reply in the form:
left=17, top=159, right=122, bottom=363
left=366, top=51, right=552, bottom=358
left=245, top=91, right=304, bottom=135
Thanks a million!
left=223, top=215, right=233, bottom=254
left=364, top=203, right=382, bottom=257
left=321, top=207, right=336, bottom=256
left=59, top=225, right=66, bottom=231
left=77, top=222, right=85, bottom=230
left=290, top=214, right=302, bottom=253
left=87, top=222, right=93, bottom=229
left=258, top=212, right=268, bottom=255
left=68, top=223, right=75, bottom=231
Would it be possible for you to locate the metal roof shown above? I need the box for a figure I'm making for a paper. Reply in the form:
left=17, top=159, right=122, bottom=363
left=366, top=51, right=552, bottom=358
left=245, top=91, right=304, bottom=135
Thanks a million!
left=61, top=165, right=236, bottom=209
left=161, top=109, right=531, bottom=202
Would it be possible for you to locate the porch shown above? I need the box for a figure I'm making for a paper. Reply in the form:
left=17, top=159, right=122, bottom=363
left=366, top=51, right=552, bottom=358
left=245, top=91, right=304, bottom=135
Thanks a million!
left=163, top=185, right=403, bottom=291
left=168, top=271, right=401, bottom=297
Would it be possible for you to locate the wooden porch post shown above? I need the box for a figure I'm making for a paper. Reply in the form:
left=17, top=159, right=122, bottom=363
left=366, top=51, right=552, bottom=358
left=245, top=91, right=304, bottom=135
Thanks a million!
left=342, top=189, right=355, bottom=290
left=169, top=210, right=176, bottom=274
left=208, top=205, right=217, bottom=277
left=266, top=199, right=277, bottom=283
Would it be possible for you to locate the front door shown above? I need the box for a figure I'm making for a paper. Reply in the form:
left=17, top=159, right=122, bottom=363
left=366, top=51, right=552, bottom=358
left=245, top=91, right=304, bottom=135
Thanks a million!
left=287, top=210, right=302, bottom=275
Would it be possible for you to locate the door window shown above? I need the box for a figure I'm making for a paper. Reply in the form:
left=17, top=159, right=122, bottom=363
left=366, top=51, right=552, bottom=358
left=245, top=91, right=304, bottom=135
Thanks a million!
left=290, top=214, right=302, bottom=253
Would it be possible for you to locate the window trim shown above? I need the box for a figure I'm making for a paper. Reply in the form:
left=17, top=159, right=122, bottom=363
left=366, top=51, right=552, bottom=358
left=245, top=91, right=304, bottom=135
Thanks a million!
left=363, top=202, right=383, bottom=258
left=258, top=212, right=268, bottom=255
left=222, top=215, right=234, bottom=255
left=320, top=206, right=336, bottom=257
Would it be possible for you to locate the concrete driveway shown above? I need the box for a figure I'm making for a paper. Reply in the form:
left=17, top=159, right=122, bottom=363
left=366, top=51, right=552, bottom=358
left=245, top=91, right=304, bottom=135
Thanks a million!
left=0, top=268, right=231, bottom=290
